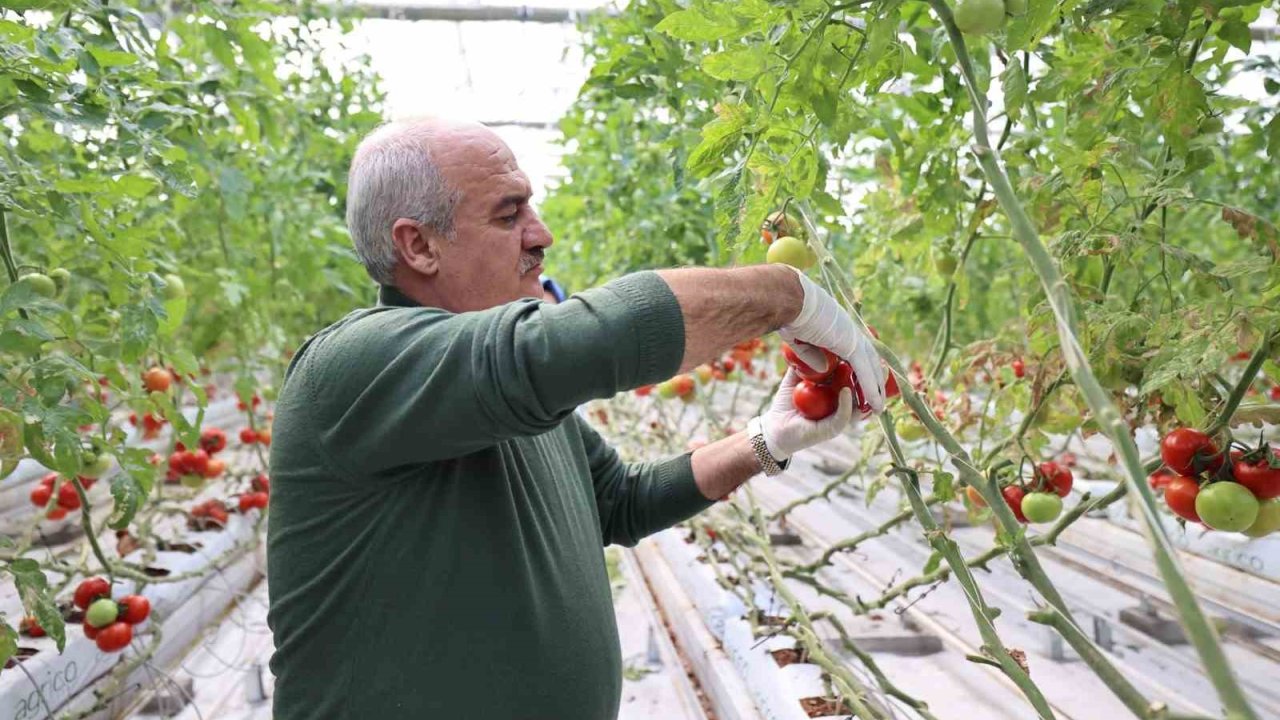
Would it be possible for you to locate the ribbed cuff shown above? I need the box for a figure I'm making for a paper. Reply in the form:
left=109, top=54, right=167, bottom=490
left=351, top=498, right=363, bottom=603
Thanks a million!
left=654, top=453, right=716, bottom=525
left=603, top=271, right=687, bottom=385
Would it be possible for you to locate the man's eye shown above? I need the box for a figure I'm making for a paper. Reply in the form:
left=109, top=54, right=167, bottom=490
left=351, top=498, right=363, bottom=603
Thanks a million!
left=501, top=213, right=519, bottom=224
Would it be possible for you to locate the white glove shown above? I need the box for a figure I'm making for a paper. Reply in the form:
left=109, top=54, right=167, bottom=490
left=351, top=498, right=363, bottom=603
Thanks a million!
left=758, top=369, right=860, bottom=461
left=778, top=268, right=888, bottom=412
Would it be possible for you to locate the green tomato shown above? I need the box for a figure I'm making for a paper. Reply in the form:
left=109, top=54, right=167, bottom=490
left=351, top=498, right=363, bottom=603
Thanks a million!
left=953, top=0, right=1007, bottom=34
left=656, top=381, right=677, bottom=400
left=180, top=474, right=206, bottom=489
left=80, top=452, right=113, bottom=479
left=21, top=273, right=57, bottom=298
left=1021, top=492, right=1063, bottom=523
left=1195, top=482, right=1259, bottom=533
left=160, top=273, right=186, bottom=300
left=895, top=417, right=929, bottom=442
left=1199, top=116, right=1224, bottom=135
left=1004, top=0, right=1027, bottom=15
left=86, top=598, right=119, bottom=628
left=932, top=249, right=958, bottom=277
left=48, top=268, right=71, bottom=294
left=1243, top=498, right=1280, bottom=538
left=767, top=236, right=815, bottom=270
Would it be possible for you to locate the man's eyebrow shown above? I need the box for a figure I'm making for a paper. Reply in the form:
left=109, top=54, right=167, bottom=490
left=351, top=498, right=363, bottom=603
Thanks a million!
left=491, top=192, right=530, bottom=213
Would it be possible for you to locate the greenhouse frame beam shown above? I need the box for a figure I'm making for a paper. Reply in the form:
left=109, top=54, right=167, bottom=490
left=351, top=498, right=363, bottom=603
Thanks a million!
left=335, top=2, right=614, bottom=23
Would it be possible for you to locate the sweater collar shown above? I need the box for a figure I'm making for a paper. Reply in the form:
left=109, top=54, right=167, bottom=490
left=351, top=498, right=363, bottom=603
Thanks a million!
left=377, top=285, right=420, bottom=308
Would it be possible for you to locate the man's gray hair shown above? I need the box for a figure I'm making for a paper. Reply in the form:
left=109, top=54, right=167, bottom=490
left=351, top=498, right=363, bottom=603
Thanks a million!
left=345, top=121, right=460, bottom=286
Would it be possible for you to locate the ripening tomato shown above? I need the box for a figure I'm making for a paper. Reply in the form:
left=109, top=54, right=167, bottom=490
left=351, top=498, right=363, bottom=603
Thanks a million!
left=670, top=376, right=695, bottom=399
left=793, top=381, right=839, bottom=420
left=1002, top=486, right=1028, bottom=523
left=95, top=621, right=133, bottom=653
left=1163, top=477, right=1202, bottom=522
left=118, top=595, right=151, bottom=625
left=75, top=577, right=111, bottom=610
left=1036, top=461, right=1073, bottom=497
left=1160, top=428, right=1222, bottom=476
left=965, top=486, right=987, bottom=507
left=142, top=367, right=173, bottom=393
left=203, top=458, right=226, bottom=479
left=1231, top=448, right=1280, bottom=500
left=782, top=342, right=838, bottom=383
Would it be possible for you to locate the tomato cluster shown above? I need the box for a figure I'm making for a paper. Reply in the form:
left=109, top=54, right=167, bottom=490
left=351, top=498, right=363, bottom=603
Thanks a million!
left=781, top=342, right=867, bottom=420
left=239, top=427, right=272, bottom=446
left=74, top=577, right=151, bottom=653
left=128, top=412, right=168, bottom=439
left=29, top=473, right=95, bottom=520
left=190, top=499, right=230, bottom=529
left=1152, top=428, right=1280, bottom=537
left=966, top=460, right=1073, bottom=524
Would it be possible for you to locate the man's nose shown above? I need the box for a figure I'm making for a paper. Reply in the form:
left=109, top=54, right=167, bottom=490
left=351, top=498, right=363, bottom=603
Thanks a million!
left=524, top=214, right=554, bottom=249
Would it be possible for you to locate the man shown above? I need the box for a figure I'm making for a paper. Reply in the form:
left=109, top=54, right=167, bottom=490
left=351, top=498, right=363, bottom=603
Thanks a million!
left=266, top=117, right=886, bottom=719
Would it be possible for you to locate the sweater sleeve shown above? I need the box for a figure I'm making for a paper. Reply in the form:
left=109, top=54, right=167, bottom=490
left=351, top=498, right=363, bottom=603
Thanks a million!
left=574, top=416, right=715, bottom=547
left=297, top=272, right=685, bottom=472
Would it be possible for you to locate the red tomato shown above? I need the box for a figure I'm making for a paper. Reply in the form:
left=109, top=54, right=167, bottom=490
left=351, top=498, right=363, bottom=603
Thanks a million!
left=885, top=372, right=900, bottom=399
left=1012, top=358, right=1026, bottom=378
left=256, top=428, right=272, bottom=445
left=74, top=577, right=111, bottom=610
left=83, top=621, right=100, bottom=640
left=57, top=481, right=81, bottom=510
left=722, top=358, right=736, bottom=372
left=1160, top=428, right=1222, bottom=476
left=1271, top=386, right=1280, bottom=402
left=118, top=595, right=151, bottom=625
left=1164, top=476, right=1202, bottom=522
left=239, top=494, right=257, bottom=513
left=1036, top=461, right=1073, bottom=497
left=20, top=617, right=45, bottom=637
left=1002, top=486, right=1028, bottom=523
left=39, top=472, right=56, bottom=488
left=199, top=427, right=227, bottom=455
left=782, top=342, right=838, bottom=383
left=793, top=381, right=839, bottom=420
left=30, top=484, right=52, bottom=507
left=634, top=385, right=653, bottom=397
left=1148, top=468, right=1177, bottom=490
left=252, top=474, right=270, bottom=493
left=207, top=505, right=229, bottom=526
left=46, top=507, right=68, bottom=520
left=95, top=621, right=133, bottom=652
left=1232, top=448, right=1280, bottom=500
left=239, top=428, right=258, bottom=444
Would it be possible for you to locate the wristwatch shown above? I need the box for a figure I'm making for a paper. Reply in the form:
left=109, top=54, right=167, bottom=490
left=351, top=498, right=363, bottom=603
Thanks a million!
left=747, top=416, right=790, bottom=477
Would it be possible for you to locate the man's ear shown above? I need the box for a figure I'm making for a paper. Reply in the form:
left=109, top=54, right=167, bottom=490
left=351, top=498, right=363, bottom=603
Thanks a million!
left=391, top=218, right=442, bottom=276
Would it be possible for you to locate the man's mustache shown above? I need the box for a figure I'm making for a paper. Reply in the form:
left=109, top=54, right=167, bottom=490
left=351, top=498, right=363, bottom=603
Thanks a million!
left=519, top=251, right=544, bottom=273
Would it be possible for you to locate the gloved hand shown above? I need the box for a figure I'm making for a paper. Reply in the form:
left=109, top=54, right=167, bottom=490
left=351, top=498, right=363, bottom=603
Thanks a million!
left=758, top=369, right=860, bottom=461
left=778, top=268, right=888, bottom=412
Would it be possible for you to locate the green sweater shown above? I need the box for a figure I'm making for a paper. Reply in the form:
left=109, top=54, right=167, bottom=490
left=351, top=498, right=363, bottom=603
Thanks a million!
left=266, top=272, right=714, bottom=719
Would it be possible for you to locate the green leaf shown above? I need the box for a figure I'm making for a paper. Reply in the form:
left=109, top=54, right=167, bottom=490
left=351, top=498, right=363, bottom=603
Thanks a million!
left=702, top=46, right=770, bottom=81
left=1001, top=61, right=1027, bottom=120
left=9, top=558, right=65, bottom=651
left=87, top=46, right=138, bottom=68
left=922, top=549, right=943, bottom=576
left=1217, top=21, right=1251, bottom=53
left=656, top=8, right=744, bottom=42
left=0, top=623, right=16, bottom=669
